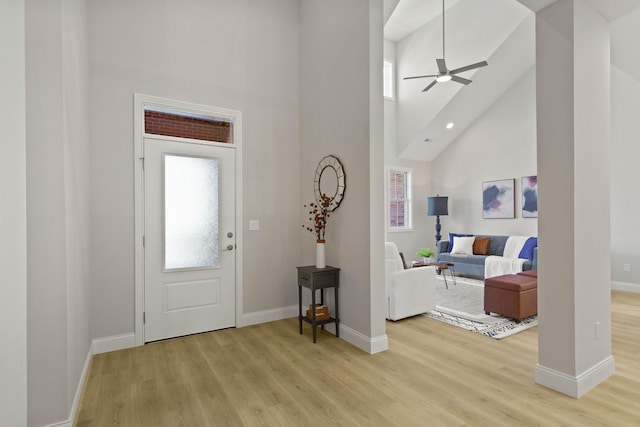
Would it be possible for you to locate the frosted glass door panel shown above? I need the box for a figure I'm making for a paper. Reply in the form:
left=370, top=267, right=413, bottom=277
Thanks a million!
left=164, top=154, right=219, bottom=270
left=144, top=136, right=235, bottom=343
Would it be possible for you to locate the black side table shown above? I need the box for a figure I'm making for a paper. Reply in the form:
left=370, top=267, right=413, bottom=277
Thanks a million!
left=297, top=265, right=340, bottom=343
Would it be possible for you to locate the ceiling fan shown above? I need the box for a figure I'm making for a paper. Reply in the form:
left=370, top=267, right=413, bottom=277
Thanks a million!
left=403, top=0, right=488, bottom=92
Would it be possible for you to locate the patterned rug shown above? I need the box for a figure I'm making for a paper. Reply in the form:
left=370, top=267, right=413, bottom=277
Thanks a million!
left=424, top=276, right=538, bottom=339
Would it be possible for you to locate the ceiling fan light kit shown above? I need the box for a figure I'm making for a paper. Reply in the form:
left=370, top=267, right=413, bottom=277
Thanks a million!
left=404, top=0, right=489, bottom=92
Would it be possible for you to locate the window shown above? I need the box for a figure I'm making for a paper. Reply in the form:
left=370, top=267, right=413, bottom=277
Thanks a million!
left=383, top=59, right=394, bottom=100
left=164, top=154, right=219, bottom=270
left=387, top=167, right=412, bottom=231
left=144, top=106, right=233, bottom=143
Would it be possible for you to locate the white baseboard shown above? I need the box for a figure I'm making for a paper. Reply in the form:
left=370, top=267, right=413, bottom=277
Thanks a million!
left=47, top=333, right=137, bottom=427
left=68, top=347, right=92, bottom=426
left=239, top=305, right=388, bottom=356
left=274, top=312, right=389, bottom=354
left=611, top=280, right=640, bottom=293
left=338, top=323, right=389, bottom=354
left=91, top=332, right=136, bottom=355
left=369, top=334, right=390, bottom=354
left=240, top=305, right=298, bottom=327
left=42, top=420, right=71, bottom=427
left=535, top=355, right=615, bottom=398
left=41, top=347, right=93, bottom=427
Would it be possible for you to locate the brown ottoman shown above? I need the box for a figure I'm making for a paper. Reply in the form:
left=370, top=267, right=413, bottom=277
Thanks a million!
left=518, top=269, right=538, bottom=278
left=484, top=274, right=537, bottom=322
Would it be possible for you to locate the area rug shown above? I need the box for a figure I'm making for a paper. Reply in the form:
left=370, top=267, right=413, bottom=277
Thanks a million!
left=424, top=276, right=538, bottom=339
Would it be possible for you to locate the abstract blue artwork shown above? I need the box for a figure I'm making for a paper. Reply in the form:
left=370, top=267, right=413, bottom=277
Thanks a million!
left=482, top=179, right=515, bottom=219
left=522, top=176, right=538, bottom=218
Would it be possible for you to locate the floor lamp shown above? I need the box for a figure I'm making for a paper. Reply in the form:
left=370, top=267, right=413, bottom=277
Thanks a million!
left=428, top=195, right=448, bottom=243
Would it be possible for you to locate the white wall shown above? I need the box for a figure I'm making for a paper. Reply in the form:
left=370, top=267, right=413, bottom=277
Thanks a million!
left=25, top=0, right=92, bottom=425
left=62, top=0, right=92, bottom=416
left=383, top=38, right=433, bottom=262
left=611, top=65, right=640, bottom=287
left=87, top=0, right=301, bottom=338
left=0, top=0, right=28, bottom=424
left=300, top=0, right=385, bottom=344
left=26, top=0, right=69, bottom=424
left=430, top=67, right=538, bottom=238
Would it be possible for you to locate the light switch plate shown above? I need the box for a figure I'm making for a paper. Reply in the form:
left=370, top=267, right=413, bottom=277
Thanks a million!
left=249, top=220, right=260, bottom=231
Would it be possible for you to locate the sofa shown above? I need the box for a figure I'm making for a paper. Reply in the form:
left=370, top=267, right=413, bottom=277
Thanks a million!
left=385, top=242, right=436, bottom=321
left=436, top=234, right=537, bottom=279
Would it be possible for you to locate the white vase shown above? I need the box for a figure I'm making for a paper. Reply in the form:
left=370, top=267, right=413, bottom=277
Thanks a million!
left=316, top=240, right=326, bottom=268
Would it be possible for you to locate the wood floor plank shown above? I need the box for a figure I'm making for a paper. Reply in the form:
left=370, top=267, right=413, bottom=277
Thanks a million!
left=75, top=290, right=640, bottom=426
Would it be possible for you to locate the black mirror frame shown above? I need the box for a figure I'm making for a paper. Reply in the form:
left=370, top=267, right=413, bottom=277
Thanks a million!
left=314, top=155, right=346, bottom=211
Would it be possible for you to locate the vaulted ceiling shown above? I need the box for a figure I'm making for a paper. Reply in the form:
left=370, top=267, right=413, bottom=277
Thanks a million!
left=385, top=0, right=640, bottom=162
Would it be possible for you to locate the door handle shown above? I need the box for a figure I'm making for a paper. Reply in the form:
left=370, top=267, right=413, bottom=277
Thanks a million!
left=223, top=244, right=235, bottom=251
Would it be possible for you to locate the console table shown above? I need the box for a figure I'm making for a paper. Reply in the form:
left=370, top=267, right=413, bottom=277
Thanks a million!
left=297, top=265, right=340, bottom=343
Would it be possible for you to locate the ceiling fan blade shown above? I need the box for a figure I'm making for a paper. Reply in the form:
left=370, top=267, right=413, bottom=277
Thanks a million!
left=451, top=75, right=472, bottom=85
left=422, top=80, right=438, bottom=92
left=436, top=58, right=447, bottom=74
left=450, top=61, right=488, bottom=75
left=403, top=74, right=438, bottom=80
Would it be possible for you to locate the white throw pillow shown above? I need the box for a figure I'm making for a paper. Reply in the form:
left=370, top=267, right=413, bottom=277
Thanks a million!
left=451, top=236, right=475, bottom=255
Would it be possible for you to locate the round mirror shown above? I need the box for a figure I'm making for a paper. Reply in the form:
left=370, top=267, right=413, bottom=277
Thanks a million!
left=319, top=167, right=338, bottom=198
left=314, top=155, right=346, bottom=211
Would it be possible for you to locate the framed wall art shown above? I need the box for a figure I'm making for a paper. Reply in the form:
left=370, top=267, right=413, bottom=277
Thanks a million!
left=482, top=179, right=515, bottom=219
left=522, top=175, right=538, bottom=218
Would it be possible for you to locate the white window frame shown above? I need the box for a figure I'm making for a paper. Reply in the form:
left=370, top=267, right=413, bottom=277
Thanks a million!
left=383, top=59, right=395, bottom=101
left=386, top=166, right=412, bottom=232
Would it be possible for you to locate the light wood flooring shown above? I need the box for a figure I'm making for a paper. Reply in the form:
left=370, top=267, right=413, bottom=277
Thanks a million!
left=75, top=291, right=640, bottom=426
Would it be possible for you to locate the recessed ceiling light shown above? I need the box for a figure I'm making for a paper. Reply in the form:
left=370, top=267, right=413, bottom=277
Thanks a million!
left=446, top=122, right=454, bottom=129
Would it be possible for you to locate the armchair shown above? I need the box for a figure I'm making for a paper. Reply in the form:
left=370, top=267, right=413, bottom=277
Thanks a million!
left=385, top=242, right=437, bottom=321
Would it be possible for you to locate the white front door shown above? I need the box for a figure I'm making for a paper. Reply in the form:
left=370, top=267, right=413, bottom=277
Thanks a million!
left=143, top=136, right=235, bottom=342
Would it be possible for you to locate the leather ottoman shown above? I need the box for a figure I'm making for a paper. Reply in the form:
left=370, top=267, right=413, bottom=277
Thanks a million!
left=517, top=269, right=538, bottom=278
left=484, top=274, right=537, bottom=322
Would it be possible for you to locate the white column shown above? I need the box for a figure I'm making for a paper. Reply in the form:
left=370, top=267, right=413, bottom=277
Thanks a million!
left=535, top=0, right=614, bottom=398
left=0, top=0, right=28, bottom=424
left=369, top=0, right=388, bottom=353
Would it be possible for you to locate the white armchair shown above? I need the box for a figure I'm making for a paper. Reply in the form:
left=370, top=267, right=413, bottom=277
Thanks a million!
left=385, top=242, right=437, bottom=321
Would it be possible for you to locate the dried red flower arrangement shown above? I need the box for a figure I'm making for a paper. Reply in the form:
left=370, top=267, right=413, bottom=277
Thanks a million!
left=302, top=193, right=336, bottom=242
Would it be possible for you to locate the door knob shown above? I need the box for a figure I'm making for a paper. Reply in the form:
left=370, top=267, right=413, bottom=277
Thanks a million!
left=225, top=244, right=234, bottom=251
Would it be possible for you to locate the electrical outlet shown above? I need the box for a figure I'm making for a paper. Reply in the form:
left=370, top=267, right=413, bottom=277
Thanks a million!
left=624, top=264, right=631, bottom=272
left=249, top=220, right=260, bottom=231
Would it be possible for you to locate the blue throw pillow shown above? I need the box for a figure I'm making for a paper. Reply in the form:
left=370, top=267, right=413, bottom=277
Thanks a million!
left=449, top=233, right=473, bottom=252
left=519, top=237, right=538, bottom=261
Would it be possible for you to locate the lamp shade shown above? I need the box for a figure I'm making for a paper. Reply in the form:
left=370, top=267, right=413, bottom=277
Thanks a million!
left=427, top=196, right=448, bottom=216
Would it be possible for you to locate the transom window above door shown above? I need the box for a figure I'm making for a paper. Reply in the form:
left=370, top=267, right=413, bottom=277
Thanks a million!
left=144, top=106, right=233, bottom=143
